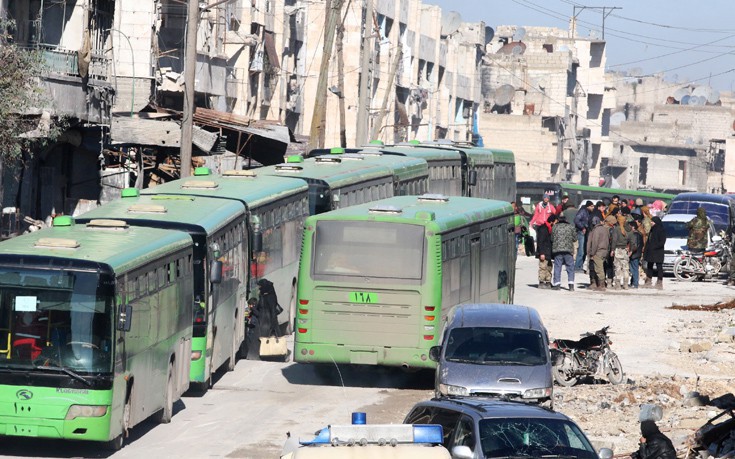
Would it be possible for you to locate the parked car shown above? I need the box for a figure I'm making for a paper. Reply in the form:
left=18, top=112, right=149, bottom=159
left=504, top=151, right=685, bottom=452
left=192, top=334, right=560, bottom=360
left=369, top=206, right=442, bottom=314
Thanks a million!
left=429, top=304, right=553, bottom=407
left=662, top=213, right=718, bottom=273
left=403, top=398, right=611, bottom=459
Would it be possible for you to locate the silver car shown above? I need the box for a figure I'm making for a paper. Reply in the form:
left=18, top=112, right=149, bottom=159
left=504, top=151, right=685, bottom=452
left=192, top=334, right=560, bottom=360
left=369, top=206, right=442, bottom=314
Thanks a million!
left=429, top=304, right=553, bottom=407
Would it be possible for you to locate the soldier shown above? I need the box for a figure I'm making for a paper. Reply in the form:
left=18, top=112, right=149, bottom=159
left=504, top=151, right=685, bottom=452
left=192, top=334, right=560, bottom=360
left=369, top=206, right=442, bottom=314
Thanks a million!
left=686, top=207, right=709, bottom=254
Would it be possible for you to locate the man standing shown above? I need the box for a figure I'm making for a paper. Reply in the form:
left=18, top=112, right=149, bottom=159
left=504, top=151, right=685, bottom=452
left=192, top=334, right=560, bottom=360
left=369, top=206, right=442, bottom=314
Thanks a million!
left=536, top=214, right=556, bottom=289
left=551, top=214, right=576, bottom=291
left=555, top=193, right=570, bottom=215
left=587, top=215, right=615, bottom=291
left=530, top=193, right=555, bottom=230
left=643, top=217, right=667, bottom=290
left=686, top=207, right=709, bottom=254
left=574, top=201, right=594, bottom=272
left=629, top=220, right=644, bottom=288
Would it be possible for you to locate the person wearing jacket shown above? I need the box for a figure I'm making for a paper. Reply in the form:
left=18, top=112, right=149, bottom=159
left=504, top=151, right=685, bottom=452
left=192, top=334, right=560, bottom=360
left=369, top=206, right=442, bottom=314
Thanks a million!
left=536, top=214, right=556, bottom=289
left=551, top=214, right=576, bottom=291
left=686, top=207, right=709, bottom=253
left=629, top=220, right=644, bottom=288
left=574, top=201, right=594, bottom=272
left=630, top=420, right=676, bottom=459
left=643, top=217, right=667, bottom=289
left=611, top=215, right=631, bottom=290
left=587, top=215, right=615, bottom=291
left=530, top=193, right=556, bottom=229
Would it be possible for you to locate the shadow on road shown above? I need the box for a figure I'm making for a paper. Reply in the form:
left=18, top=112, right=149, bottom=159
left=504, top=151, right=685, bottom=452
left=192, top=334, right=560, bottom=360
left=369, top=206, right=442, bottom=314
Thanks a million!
left=281, top=363, right=434, bottom=390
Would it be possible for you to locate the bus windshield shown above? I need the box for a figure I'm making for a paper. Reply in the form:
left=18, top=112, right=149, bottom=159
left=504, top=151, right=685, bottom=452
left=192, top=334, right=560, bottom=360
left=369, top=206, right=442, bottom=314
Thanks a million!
left=0, top=269, right=114, bottom=374
left=313, top=221, right=425, bottom=280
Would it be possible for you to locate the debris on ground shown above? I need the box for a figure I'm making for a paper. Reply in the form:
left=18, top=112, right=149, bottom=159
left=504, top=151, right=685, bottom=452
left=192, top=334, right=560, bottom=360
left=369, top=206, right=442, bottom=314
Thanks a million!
left=668, top=300, right=735, bottom=311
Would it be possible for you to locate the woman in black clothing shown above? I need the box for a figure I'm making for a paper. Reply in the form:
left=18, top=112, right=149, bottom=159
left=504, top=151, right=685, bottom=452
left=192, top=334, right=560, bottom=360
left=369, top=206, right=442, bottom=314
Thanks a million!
left=643, top=217, right=667, bottom=290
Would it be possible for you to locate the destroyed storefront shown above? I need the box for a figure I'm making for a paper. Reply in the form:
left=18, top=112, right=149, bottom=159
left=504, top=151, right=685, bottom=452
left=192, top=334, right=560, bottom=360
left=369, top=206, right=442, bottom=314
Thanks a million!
left=104, top=107, right=292, bottom=201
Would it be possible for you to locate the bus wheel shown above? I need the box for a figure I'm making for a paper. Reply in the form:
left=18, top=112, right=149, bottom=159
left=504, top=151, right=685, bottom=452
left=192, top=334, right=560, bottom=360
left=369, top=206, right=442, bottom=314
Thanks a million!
left=105, top=434, right=124, bottom=451
left=154, top=363, right=175, bottom=423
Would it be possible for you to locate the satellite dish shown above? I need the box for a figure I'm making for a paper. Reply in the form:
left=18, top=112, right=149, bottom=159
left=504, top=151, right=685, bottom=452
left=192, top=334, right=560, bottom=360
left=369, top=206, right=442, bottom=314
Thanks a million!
left=484, top=26, right=495, bottom=45
left=513, top=27, right=526, bottom=42
left=691, top=95, right=706, bottom=106
left=610, top=112, right=626, bottom=126
left=495, top=84, right=515, bottom=106
left=681, top=95, right=691, bottom=105
left=708, top=88, right=720, bottom=104
left=672, top=87, right=690, bottom=102
left=496, top=41, right=526, bottom=55
left=441, top=11, right=462, bottom=36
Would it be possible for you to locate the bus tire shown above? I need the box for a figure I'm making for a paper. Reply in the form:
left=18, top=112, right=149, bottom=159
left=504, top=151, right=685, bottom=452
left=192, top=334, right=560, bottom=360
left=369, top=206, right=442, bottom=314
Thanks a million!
left=154, top=363, right=175, bottom=424
left=105, top=434, right=124, bottom=451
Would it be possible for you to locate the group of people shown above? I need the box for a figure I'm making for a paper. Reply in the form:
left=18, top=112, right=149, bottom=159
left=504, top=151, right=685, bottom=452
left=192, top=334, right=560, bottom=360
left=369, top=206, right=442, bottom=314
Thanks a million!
left=524, top=193, right=672, bottom=292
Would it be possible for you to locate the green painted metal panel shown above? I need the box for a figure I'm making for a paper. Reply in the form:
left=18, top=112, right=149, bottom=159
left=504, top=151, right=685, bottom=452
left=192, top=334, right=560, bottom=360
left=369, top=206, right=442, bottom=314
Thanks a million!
left=0, top=224, right=191, bottom=274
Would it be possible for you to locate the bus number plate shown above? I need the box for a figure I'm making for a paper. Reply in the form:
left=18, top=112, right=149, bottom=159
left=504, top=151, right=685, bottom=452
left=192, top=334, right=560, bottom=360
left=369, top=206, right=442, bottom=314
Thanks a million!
left=349, top=292, right=378, bottom=303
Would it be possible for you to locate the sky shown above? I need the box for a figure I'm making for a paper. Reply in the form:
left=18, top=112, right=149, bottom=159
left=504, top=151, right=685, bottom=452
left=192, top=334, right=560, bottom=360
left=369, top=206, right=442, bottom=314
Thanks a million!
left=424, top=0, right=735, bottom=92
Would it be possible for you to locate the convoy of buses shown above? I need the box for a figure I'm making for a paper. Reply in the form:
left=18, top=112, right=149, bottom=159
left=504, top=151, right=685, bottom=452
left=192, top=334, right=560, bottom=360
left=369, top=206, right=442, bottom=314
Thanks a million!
left=0, top=138, right=685, bottom=449
left=0, top=142, right=519, bottom=448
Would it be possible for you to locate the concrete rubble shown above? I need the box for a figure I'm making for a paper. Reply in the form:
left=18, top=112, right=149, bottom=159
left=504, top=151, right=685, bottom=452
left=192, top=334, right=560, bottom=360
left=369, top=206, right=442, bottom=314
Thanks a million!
left=553, top=308, right=735, bottom=457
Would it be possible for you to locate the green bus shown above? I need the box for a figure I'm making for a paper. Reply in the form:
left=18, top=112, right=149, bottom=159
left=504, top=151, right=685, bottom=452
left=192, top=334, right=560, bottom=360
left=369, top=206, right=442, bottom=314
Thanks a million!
left=313, top=142, right=517, bottom=202
left=0, top=218, right=194, bottom=448
left=139, top=169, right=310, bottom=335
left=294, top=194, right=515, bottom=369
left=76, top=191, right=248, bottom=391
left=260, top=155, right=427, bottom=215
left=516, top=181, right=676, bottom=214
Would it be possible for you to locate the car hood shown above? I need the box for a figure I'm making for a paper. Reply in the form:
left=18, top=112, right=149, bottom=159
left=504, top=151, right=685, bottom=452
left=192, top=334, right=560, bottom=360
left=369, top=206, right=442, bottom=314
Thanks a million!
left=438, top=360, right=552, bottom=395
left=664, top=237, right=687, bottom=253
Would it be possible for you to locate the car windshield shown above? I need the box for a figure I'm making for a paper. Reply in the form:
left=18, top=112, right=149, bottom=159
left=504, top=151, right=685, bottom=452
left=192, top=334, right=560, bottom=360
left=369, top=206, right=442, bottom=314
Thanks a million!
left=663, top=221, right=690, bottom=239
left=0, top=269, right=114, bottom=374
left=480, top=417, right=597, bottom=458
left=444, top=327, right=547, bottom=365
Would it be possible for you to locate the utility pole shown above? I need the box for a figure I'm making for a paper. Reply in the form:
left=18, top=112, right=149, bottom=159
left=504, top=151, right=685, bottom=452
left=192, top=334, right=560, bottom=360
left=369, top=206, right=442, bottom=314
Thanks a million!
left=180, top=0, right=199, bottom=177
left=336, top=11, right=347, bottom=148
left=371, top=46, right=402, bottom=141
left=355, top=0, right=374, bottom=146
left=571, top=5, right=621, bottom=39
left=308, top=0, right=343, bottom=151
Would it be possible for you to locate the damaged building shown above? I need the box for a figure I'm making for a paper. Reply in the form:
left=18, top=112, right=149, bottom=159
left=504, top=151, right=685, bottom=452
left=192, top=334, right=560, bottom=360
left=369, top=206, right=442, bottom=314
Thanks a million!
left=478, top=24, right=612, bottom=185
left=606, top=74, right=735, bottom=193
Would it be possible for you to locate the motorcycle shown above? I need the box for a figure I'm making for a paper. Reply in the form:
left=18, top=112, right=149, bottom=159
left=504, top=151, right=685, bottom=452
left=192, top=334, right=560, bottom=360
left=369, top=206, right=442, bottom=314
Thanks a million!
left=673, top=235, right=730, bottom=282
left=549, top=326, right=625, bottom=387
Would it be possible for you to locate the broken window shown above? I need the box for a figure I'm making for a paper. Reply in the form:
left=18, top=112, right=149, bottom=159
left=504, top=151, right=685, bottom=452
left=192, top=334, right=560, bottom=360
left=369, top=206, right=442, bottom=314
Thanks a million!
left=639, top=157, right=648, bottom=186
left=479, top=418, right=597, bottom=458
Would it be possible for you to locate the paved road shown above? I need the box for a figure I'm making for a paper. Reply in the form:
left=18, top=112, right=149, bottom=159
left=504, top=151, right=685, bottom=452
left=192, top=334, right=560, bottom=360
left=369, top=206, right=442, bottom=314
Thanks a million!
left=1, top=256, right=731, bottom=458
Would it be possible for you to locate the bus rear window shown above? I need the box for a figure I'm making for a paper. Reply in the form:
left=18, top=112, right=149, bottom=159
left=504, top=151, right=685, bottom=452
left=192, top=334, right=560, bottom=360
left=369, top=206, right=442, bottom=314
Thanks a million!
left=313, top=221, right=425, bottom=280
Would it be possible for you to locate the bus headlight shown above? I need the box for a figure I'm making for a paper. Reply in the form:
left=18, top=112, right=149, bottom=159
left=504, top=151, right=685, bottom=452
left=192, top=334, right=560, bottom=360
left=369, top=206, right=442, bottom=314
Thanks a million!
left=523, top=387, right=553, bottom=399
left=439, top=384, right=469, bottom=396
left=65, top=405, right=108, bottom=420
left=191, top=350, right=203, bottom=360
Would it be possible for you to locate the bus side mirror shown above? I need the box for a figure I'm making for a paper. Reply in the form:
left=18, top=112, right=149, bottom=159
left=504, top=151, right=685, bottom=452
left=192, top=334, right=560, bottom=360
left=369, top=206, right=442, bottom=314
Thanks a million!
left=117, top=304, right=132, bottom=332
left=210, top=260, right=223, bottom=284
left=429, top=345, right=441, bottom=362
left=468, top=170, right=478, bottom=186
left=252, top=232, right=263, bottom=253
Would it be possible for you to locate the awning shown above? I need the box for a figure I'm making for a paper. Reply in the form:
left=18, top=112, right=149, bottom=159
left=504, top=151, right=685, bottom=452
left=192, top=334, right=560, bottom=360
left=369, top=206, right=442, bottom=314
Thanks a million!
left=263, top=31, right=280, bottom=69
left=193, top=107, right=291, bottom=165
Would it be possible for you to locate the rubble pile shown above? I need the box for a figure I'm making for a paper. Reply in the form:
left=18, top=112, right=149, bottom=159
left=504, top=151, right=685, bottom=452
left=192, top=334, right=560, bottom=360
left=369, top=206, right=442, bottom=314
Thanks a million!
left=555, top=376, right=733, bottom=457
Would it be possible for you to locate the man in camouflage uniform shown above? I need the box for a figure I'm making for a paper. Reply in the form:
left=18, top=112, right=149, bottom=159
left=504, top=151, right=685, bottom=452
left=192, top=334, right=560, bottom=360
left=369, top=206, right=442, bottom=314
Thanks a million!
left=686, top=207, right=709, bottom=254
